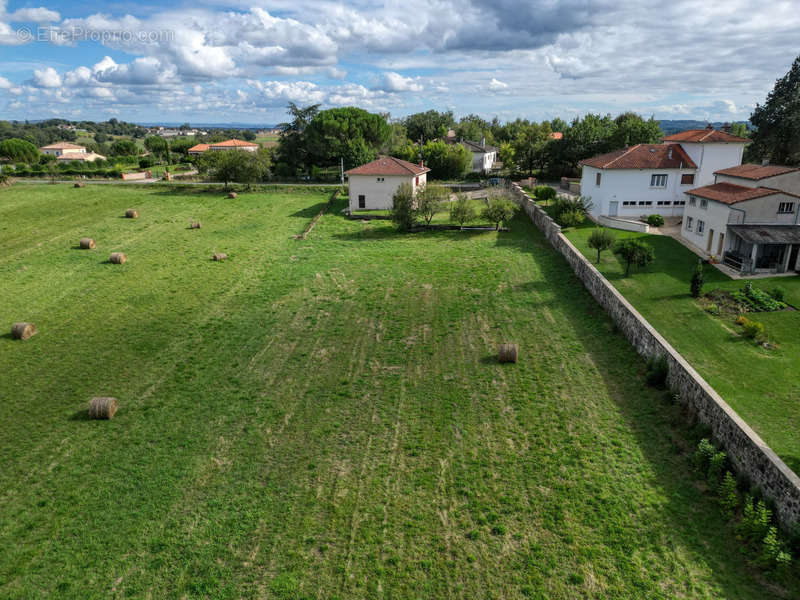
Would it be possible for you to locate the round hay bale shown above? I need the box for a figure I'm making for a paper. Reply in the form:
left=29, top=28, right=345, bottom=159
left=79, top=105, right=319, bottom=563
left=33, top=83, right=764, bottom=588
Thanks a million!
left=79, top=237, right=96, bottom=249
left=88, top=397, right=118, bottom=419
left=11, top=322, right=37, bottom=340
left=212, top=252, right=228, bottom=261
left=74, top=182, right=85, bottom=188
left=109, top=252, right=127, bottom=264
left=227, top=192, right=237, bottom=199
left=125, top=209, right=138, bottom=219
left=190, top=221, right=202, bottom=229
left=497, top=343, right=518, bottom=363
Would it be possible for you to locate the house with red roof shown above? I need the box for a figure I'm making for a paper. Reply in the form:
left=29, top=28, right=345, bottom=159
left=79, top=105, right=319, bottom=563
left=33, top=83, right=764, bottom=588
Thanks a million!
left=680, top=163, right=800, bottom=273
left=344, top=155, right=430, bottom=211
left=187, top=139, right=259, bottom=155
left=579, top=126, right=749, bottom=223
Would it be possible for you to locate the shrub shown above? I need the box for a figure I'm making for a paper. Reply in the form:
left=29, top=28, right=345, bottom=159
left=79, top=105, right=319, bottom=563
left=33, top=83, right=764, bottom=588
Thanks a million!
left=735, top=315, right=749, bottom=326
left=646, top=214, right=665, bottom=227
left=707, top=450, right=727, bottom=488
left=139, top=156, right=155, bottom=168
left=694, top=438, right=716, bottom=472
left=704, top=303, right=719, bottom=315
left=758, top=527, right=792, bottom=569
left=390, top=182, right=416, bottom=231
left=533, top=185, right=556, bottom=202
left=587, top=227, right=616, bottom=263
left=740, top=498, right=773, bottom=545
left=718, top=471, right=739, bottom=519
left=450, top=193, right=477, bottom=228
left=416, top=184, right=447, bottom=226
left=742, top=319, right=765, bottom=340
left=645, top=355, right=668, bottom=388
left=481, top=194, right=517, bottom=230
left=731, top=281, right=787, bottom=312
left=558, top=209, right=585, bottom=228
left=690, top=259, right=705, bottom=298
left=770, top=287, right=786, bottom=302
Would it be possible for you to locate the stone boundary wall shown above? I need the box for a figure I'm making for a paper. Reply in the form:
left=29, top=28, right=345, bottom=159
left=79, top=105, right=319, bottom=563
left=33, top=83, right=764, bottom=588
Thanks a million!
left=509, top=182, right=800, bottom=528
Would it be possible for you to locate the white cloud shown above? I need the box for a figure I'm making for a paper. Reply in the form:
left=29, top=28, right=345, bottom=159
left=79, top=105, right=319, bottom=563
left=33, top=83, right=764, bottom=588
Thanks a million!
left=247, top=79, right=326, bottom=104
left=488, top=78, right=508, bottom=90
left=8, top=7, right=59, bottom=23
left=32, top=67, right=61, bottom=87
left=379, top=72, right=423, bottom=92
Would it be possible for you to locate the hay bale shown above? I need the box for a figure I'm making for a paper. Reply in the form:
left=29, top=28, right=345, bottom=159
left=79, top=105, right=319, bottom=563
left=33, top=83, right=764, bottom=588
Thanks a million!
left=11, top=322, right=37, bottom=340
left=497, top=343, right=518, bottom=363
left=109, top=252, right=127, bottom=264
left=212, top=252, right=228, bottom=261
left=227, top=192, right=237, bottom=199
left=79, top=237, right=96, bottom=249
left=125, top=209, right=138, bottom=218
left=88, top=397, right=118, bottom=419
left=74, top=182, right=85, bottom=188
left=190, top=221, right=202, bottom=229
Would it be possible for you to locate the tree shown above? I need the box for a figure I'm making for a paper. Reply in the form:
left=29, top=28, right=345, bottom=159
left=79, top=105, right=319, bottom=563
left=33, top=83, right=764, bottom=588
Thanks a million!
left=498, top=142, right=516, bottom=172
left=169, top=137, right=197, bottom=156
left=0, top=138, right=39, bottom=163
left=241, top=130, right=257, bottom=141
left=729, top=122, right=749, bottom=139
left=481, top=191, right=517, bottom=230
left=610, top=112, right=662, bottom=149
left=512, top=122, right=550, bottom=175
left=690, top=259, right=705, bottom=298
left=144, top=136, right=170, bottom=162
left=110, top=139, right=139, bottom=156
left=198, top=149, right=271, bottom=188
left=390, top=182, right=416, bottom=231
left=416, top=184, right=447, bottom=226
left=455, top=114, right=492, bottom=143
left=587, top=227, right=616, bottom=263
left=420, top=140, right=471, bottom=179
left=749, top=55, right=800, bottom=165
left=614, top=239, right=655, bottom=276
left=403, top=110, right=455, bottom=144
left=450, top=193, right=477, bottom=228
left=276, top=102, right=320, bottom=174
left=304, top=107, right=390, bottom=169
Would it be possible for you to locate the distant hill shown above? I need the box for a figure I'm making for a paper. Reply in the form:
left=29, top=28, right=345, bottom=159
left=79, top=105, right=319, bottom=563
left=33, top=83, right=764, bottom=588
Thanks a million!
left=658, top=120, right=750, bottom=135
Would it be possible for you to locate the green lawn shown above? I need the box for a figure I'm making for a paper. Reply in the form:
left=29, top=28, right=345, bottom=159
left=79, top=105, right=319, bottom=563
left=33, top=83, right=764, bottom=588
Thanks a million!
left=0, top=184, right=797, bottom=598
left=561, top=222, right=800, bottom=473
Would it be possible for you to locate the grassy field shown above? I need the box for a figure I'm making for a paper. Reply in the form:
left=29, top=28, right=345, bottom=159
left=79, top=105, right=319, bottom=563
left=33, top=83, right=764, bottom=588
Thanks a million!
left=0, top=184, right=797, bottom=598
left=560, top=221, right=800, bottom=472
left=255, top=134, right=280, bottom=148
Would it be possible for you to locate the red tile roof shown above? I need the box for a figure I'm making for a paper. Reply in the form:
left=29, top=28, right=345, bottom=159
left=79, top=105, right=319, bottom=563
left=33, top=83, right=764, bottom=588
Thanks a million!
left=188, top=143, right=210, bottom=152
left=579, top=144, right=697, bottom=170
left=662, top=129, right=750, bottom=143
left=549, top=132, right=563, bottom=140
left=40, top=142, right=85, bottom=150
left=210, top=139, right=259, bottom=148
left=714, top=163, right=800, bottom=180
left=345, top=155, right=430, bottom=176
left=685, top=182, right=787, bottom=205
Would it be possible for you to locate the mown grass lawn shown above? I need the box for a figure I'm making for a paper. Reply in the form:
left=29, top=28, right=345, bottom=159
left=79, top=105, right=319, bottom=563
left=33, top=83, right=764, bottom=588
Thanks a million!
left=0, top=184, right=797, bottom=598
left=562, top=221, right=800, bottom=473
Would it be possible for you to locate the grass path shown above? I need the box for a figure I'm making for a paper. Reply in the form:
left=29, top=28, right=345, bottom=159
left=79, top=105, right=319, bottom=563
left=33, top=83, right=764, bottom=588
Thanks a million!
left=0, top=184, right=797, bottom=598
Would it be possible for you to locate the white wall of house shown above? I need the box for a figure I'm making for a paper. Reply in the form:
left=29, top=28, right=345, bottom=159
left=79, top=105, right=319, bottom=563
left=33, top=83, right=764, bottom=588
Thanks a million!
left=666, top=142, right=745, bottom=187
left=734, top=193, right=800, bottom=224
left=582, top=166, right=697, bottom=218
left=681, top=197, right=734, bottom=255
left=209, top=145, right=258, bottom=152
left=42, top=147, right=86, bottom=158
left=471, top=150, right=496, bottom=173
left=715, top=171, right=800, bottom=195
left=348, top=173, right=426, bottom=211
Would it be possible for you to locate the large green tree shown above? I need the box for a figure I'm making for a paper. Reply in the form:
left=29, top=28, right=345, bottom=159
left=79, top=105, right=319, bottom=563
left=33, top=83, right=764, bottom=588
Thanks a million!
left=304, top=107, right=390, bottom=169
left=420, top=140, right=471, bottom=179
left=610, top=112, right=663, bottom=149
left=110, top=139, right=140, bottom=156
left=403, top=110, right=455, bottom=144
left=275, top=102, right=320, bottom=174
left=749, top=56, right=800, bottom=165
left=0, top=138, right=39, bottom=163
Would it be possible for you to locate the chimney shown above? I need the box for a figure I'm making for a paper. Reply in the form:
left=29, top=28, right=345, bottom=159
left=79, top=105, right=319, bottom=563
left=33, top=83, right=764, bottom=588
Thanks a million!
left=481, top=137, right=486, bottom=148
left=419, top=160, right=424, bottom=167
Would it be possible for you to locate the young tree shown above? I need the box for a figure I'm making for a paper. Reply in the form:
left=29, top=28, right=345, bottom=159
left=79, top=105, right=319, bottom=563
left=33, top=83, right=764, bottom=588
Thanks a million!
left=416, top=184, right=447, bottom=226
left=390, top=182, right=416, bottom=231
left=614, top=239, right=655, bottom=276
left=481, top=191, right=517, bottom=230
left=450, top=193, right=478, bottom=228
left=749, top=55, right=800, bottom=165
left=587, top=227, right=616, bottom=263
left=690, top=259, right=705, bottom=298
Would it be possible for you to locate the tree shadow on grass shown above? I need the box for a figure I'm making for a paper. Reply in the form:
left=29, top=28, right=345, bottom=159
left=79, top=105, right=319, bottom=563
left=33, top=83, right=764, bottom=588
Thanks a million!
left=290, top=202, right=327, bottom=219
left=68, top=409, right=91, bottom=421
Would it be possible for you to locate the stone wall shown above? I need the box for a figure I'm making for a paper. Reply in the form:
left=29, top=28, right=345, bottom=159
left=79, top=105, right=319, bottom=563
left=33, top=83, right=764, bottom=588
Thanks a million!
left=510, top=182, right=800, bottom=528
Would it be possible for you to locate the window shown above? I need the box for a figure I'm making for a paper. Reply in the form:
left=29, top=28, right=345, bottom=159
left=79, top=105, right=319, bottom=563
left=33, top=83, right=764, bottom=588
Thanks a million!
left=650, top=174, right=668, bottom=187
left=376, top=177, right=384, bottom=182
left=623, top=201, right=635, bottom=206
left=681, top=173, right=695, bottom=185
left=358, top=194, right=365, bottom=209
left=657, top=201, right=672, bottom=206
left=686, top=216, right=693, bottom=230
left=700, top=198, right=708, bottom=209
left=638, top=201, right=653, bottom=206
left=778, top=202, right=795, bottom=214
left=697, top=220, right=705, bottom=234
left=596, top=172, right=602, bottom=186
left=674, top=200, right=686, bottom=206
left=415, top=176, right=419, bottom=185
left=689, top=197, right=696, bottom=206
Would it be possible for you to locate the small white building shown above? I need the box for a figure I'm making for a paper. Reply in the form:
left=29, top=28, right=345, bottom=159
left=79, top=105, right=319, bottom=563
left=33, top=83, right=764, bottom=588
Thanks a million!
left=461, top=138, right=497, bottom=173
left=39, top=142, right=105, bottom=162
left=681, top=182, right=800, bottom=274
left=713, top=163, right=800, bottom=195
left=187, top=139, right=259, bottom=154
left=345, top=155, right=430, bottom=211
left=580, top=127, right=750, bottom=221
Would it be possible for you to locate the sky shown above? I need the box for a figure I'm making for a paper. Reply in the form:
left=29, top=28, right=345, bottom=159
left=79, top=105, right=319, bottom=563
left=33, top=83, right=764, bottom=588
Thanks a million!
left=0, top=0, right=797, bottom=125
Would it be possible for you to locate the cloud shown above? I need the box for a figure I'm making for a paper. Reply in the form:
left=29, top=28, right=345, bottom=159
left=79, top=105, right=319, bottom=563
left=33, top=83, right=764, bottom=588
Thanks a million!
left=8, top=7, right=59, bottom=23
left=488, top=78, right=508, bottom=90
left=379, top=72, right=423, bottom=92
left=32, top=67, right=61, bottom=87
left=247, top=79, right=326, bottom=104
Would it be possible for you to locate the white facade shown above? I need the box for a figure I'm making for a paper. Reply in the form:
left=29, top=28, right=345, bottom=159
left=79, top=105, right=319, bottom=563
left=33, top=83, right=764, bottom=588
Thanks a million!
left=470, top=149, right=496, bottom=173
left=41, top=146, right=86, bottom=158
left=348, top=172, right=427, bottom=211
left=715, top=171, right=800, bottom=195
left=583, top=166, right=696, bottom=219
left=664, top=142, right=745, bottom=187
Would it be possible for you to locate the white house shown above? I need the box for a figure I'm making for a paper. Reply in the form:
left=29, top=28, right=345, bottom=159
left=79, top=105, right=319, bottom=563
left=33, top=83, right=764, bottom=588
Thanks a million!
left=580, top=127, right=749, bottom=221
left=187, top=139, right=259, bottom=154
left=681, top=182, right=800, bottom=274
left=713, top=163, right=800, bottom=195
left=39, top=142, right=105, bottom=162
left=345, top=155, right=430, bottom=211
left=461, top=138, right=497, bottom=173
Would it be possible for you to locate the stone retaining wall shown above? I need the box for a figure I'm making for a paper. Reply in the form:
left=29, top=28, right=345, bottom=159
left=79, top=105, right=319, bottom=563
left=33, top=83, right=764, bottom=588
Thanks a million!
left=510, top=182, right=800, bottom=528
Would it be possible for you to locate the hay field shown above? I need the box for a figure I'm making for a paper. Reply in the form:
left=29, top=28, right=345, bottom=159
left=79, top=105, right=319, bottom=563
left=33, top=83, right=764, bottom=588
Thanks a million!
left=0, top=184, right=795, bottom=598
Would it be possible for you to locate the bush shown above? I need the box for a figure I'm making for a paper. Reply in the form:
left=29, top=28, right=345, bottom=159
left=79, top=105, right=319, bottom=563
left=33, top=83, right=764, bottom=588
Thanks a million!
left=533, top=185, right=556, bottom=202
left=770, top=287, right=786, bottom=302
left=741, top=319, right=765, bottom=340
left=718, top=471, right=739, bottom=518
left=390, top=182, right=416, bottom=231
left=741, top=497, right=773, bottom=545
left=707, top=450, right=727, bottom=488
left=646, top=214, right=665, bottom=227
left=694, top=438, right=716, bottom=472
left=704, top=303, right=719, bottom=315
left=690, top=259, right=705, bottom=298
left=450, top=193, right=477, bottom=227
left=645, top=355, right=668, bottom=388
left=558, top=209, right=585, bottom=228
left=463, top=172, right=483, bottom=182
left=614, top=238, right=655, bottom=276
left=139, top=156, right=155, bottom=168
left=480, top=191, right=517, bottom=230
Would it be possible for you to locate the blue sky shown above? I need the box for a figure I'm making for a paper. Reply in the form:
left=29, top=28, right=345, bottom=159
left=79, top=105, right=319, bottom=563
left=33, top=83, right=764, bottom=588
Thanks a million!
left=0, top=0, right=797, bottom=125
